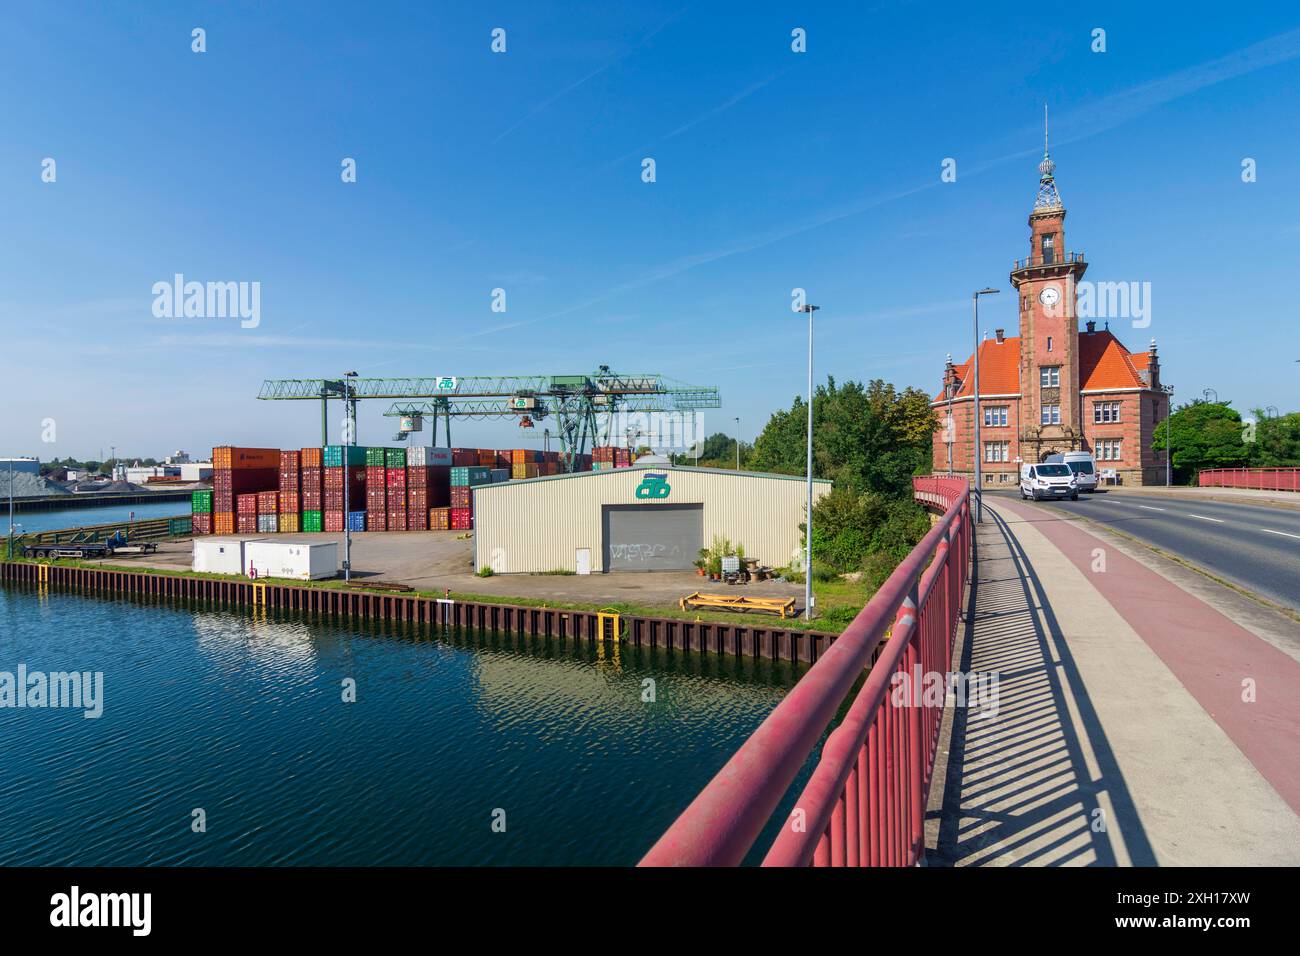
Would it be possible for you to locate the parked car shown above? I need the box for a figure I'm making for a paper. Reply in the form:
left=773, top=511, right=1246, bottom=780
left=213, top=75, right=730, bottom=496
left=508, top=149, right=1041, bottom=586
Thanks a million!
left=1020, top=462, right=1080, bottom=501
left=1045, top=451, right=1099, bottom=492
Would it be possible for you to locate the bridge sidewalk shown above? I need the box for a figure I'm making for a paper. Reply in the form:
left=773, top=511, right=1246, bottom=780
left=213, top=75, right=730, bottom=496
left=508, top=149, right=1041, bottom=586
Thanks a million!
left=925, top=498, right=1300, bottom=866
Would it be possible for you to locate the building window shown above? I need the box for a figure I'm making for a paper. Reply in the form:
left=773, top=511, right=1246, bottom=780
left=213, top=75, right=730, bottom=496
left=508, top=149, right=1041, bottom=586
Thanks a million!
left=1097, top=439, right=1123, bottom=461
left=984, top=441, right=1010, bottom=463
left=1041, top=233, right=1056, bottom=264
left=1040, top=404, right=1061, bottom=425
left=1040, top=366, right=1060, bottom=388
left=983, top=406, right=1008, bottom=427
left=1094, top=401, right=1121, bottom=424
left=1046, top=335, right=1053, bottom=352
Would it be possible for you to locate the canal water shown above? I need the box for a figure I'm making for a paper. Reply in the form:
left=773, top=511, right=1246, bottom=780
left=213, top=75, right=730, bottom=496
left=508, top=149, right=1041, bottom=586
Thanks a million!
left=0, top=584, right=817, bottom=866
left=7, top=499, right=186, bottom=535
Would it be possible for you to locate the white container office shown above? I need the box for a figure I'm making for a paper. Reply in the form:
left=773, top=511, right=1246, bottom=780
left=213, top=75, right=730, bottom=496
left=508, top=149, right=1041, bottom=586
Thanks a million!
left=192, top=537, right=262, bottom=575
left=243, top=540, right=338, bottom=581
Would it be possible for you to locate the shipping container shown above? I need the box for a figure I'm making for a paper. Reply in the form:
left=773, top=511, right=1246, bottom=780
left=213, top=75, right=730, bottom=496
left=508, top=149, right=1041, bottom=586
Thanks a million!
left=257, top=514, right=278, bottom=533
left=407, top=446, right=453, bottom=467
left=213, top=447, right=280, bottom=470
left=385, top=447, right=407, bottom=468
left=237, top=493, right=260, bottom=515
left=323, top=510, right=345, bottom=532
left=191, top=513, right=212, bottom=535
left=279, top=491, right=300, bottom=513
left=301, top=447, right=323, bottom=468
left=212, top=467, right=278, bottom=513
left=323, top=445, right=367, bottom=468
left=386, top=511, right=409, bottom=532
left=450, top=507, right=473, bottom=530
left=213, top=512, right=235, bottom=535
left=364, top=446, right=387, bottom=467
left=450, top=466, right=492, bottom=486
left=257, top=490, right=279, bottom=514
left=302, top=510, right=322, bottom=533
left=347, top=511, right=366, bottom=532
left=429, top=507, right=451, bottom=531
left=406, top=508, right=429, bottom=531
left=168, top=516, right=192, bottom=536
left=191, top=489, right=213, bottom=514
left=300, top=466, right=323, bottom=510
left=193, top=536, right=263, bottom=575
left=367, top=509, right=387, bottom=531
left=489, top=468, right=510, bottom=483
left=511, top=462, right=542, bottom=480
left=237, top=514, right=258, bottom=534
left=279, top=512, right=300, bottom=533
left=244, top=540, right=338, bottom=581
left=450, top=448, right=480, bottom=466
left=450, top=486, right=473, bottom=509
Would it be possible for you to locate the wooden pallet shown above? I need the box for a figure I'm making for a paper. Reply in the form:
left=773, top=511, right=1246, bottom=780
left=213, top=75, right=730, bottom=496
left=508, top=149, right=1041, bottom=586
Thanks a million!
left=679, top=592, right=797, bottom=619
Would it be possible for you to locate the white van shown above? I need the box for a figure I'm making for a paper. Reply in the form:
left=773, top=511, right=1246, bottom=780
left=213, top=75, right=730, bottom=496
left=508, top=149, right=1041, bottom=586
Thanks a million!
left=1045, top=451, right=1098, bottom=492
left=1020, top=462, right=1079, bottom=501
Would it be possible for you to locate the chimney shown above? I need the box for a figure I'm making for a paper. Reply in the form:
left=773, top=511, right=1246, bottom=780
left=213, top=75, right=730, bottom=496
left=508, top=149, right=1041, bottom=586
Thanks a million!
left=1085, top=320, right=1096, bottom=333
left=994, top=328, right=1005, bottom=343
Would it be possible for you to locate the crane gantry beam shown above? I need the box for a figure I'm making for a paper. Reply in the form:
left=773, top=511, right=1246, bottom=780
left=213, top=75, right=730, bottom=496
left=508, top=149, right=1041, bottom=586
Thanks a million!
left=257, top=368, right=722, bottom=470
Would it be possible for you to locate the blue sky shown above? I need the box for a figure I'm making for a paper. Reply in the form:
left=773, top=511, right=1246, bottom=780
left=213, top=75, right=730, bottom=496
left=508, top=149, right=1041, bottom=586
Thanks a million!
left=3, top=1, right=1299, bottom=460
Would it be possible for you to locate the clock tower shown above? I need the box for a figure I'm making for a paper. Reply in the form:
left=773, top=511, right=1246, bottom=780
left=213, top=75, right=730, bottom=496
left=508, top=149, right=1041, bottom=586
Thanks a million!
left=1010, top=109, right=1088, bottom=462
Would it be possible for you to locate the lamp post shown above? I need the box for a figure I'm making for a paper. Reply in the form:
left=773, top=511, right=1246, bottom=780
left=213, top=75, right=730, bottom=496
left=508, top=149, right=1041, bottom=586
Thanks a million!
left=1164, top=385, right=1174, bottom=487
left=799, top=303, right=820, bottom=620
left=733, top=417, right=741, bottom=471
left=6, top=459, right=14, bottom=560
left=342, top=371, right=357, bottom=582
left=1203, top=388, right=1218, bottom=404
left=971, top=288, right=1000, bottom=522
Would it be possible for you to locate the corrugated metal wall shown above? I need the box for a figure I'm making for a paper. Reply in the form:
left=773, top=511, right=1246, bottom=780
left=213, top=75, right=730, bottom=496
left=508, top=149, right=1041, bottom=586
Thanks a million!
left=473, top=467, right=832, bottom=573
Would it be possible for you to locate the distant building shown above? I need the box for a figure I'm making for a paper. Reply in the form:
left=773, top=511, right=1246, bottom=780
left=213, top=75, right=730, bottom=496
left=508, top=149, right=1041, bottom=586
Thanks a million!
left=0, top=457, right=40, bottom=475
left=932, top=133, right=1170, bottom=486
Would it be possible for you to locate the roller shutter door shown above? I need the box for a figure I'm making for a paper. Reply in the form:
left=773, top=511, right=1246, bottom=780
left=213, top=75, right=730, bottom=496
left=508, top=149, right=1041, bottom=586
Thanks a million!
left=602, top=504, right=703, bottom=571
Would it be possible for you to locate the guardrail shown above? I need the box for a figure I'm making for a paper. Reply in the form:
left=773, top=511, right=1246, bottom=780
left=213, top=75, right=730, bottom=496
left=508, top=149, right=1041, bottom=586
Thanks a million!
left=640, top=475, right=971, bottom=867
left=1198, top=468, right=1299, bottom=492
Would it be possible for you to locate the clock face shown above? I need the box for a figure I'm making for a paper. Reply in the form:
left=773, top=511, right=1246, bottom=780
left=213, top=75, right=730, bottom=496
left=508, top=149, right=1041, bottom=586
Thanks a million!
left=1039, top=286, right=1061, bottom=307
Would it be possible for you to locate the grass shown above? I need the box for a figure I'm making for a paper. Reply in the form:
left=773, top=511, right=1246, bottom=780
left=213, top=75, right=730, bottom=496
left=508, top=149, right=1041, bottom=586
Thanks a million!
left=2, top=554, right=877, bottom=633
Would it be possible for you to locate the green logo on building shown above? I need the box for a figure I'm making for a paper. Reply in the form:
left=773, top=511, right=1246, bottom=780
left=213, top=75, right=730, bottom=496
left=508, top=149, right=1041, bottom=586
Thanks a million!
left=635, top=473, right=671, bottom=500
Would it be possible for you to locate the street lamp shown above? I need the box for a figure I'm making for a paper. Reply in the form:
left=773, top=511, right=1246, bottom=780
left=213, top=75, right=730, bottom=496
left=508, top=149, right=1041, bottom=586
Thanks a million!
left=342, top=371, right=358, bottom=582
left=733, top=417, right=741, bottom=471
left=799, top=302, right=820, bottom=621
left=971, top=288, right=1000, bottom=522
left=1163, top=385, right=1175, bottom=486
left=1203, top=388, right=1218, bottom=403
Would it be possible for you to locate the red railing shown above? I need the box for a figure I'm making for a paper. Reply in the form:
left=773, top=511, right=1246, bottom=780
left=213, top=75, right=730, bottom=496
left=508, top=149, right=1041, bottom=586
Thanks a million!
left=1198, top=468, right=1300, bottom=492
left=640, top=476, right=971, bottom=867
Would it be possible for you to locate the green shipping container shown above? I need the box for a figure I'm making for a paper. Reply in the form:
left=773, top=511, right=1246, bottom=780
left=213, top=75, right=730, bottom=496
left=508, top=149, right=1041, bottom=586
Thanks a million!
left=168, top=517, right=192, bottom=536
left=323, top=445, right=367, bottom=468
left=365, top=447, right=387, bottom=467
left=385, top=447, right=406, bottom=468
left=450, top=466, right=493, bottom=486
left=191, top=489, right=213, bottom=513
left=302, top=510, right=323, bottom=532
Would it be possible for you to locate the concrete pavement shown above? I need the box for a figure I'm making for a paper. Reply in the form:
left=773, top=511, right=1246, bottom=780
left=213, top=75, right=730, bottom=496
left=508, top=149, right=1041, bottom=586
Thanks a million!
left=926, top=497, right=1300, bottom=866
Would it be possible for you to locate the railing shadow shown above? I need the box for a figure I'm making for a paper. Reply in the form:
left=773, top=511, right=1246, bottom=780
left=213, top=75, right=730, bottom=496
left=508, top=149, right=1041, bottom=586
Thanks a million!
left=929, top=504, right=1156, bottom=866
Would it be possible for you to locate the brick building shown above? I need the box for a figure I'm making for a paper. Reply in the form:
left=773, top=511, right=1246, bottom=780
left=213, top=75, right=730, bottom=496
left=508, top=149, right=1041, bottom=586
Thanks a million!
left=932, top=134, right=1170, bottom=486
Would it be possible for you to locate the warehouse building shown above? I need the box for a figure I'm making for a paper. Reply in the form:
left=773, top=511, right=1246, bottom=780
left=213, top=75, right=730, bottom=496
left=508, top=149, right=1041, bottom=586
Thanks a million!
left=473, top=463, right=832, bottom=574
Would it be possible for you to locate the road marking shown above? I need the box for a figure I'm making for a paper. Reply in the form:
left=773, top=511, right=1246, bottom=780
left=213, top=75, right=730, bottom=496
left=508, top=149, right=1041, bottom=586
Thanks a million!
left=1137, top=505, right=1166, bottom=512
left=1186, top=513, right=1224, bottom=523
left=1261, top=528, right=1300, bottom=540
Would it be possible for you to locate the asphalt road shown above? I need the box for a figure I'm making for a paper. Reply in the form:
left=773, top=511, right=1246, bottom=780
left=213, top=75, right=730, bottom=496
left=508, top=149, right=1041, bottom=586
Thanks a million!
left=986, top=489, right=1300, bottom=612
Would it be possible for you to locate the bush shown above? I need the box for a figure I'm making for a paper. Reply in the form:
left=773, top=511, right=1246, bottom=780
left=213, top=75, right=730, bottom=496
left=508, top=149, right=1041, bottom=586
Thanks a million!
left=475, top=566, right=494, bottom=577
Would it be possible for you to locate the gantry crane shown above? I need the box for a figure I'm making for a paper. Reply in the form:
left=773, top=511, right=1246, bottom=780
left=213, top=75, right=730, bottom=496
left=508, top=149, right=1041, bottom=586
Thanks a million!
left=257, top=367, right=721, bottom=472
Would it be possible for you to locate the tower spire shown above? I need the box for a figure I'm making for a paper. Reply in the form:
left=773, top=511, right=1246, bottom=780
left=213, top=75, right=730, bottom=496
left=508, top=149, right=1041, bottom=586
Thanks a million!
left=1034, top=103, right=1062, bottom=211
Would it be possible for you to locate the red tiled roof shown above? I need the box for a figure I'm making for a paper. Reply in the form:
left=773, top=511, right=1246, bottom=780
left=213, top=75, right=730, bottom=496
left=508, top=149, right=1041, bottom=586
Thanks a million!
left=933, top=329, right=1150, bottom=402
left=1079, top=330, right=1147, bottom=390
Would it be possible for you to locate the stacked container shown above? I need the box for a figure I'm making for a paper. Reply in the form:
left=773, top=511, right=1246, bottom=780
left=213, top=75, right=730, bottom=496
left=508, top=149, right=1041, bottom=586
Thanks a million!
left=365, top=447, right=388, bottom=531
left=386, top=447, right=408, bottom=531
left=237, top=493, right=259, bottom=533
left=429, top=507, right=451, bottom=530
left=347, top=511, right=366, bottom=532
left=406, top=459, right=450, bottom=531
left=191, top=489, right=213, bottom=535
left=323, top=450, right=366, bottom=533
left=212, top=446, right=279, bottom=535
left=256, top=490, right=279, bottom=532
left=300, top=447, right=323, bottom=532
left=449, top=465, right=492, bottom=530
left=278, top=450, right=300, bottom=529
left=450, top=448, right=480, bottom=466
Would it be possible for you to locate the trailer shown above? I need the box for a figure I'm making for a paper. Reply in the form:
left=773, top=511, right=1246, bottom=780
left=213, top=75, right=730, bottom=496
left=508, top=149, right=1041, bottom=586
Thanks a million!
left=23, top=532, right=158, bottom=561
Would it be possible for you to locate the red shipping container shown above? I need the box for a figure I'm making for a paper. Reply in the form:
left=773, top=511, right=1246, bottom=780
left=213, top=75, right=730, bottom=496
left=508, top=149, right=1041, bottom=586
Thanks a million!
left=280, top=491, right=300, bottom=513
left=191, top=513, right=212, bottom=535
left=407, top=509, right=428, bottom=531
left=451, top=448, right=479, bottom=466
left=367, top=509, right=387, bottom=531
left=324, top=465, right=366, bottom=491
left=450, top=486, right=473, bottom=509
left=323, top=510, right=345, bottom=532
left=387, top=511, right=409, bottom=532
left=450, top=507, right=473, bottom=530
left=237, top=493, right=260, bottom=514
left=237, top=513, right=258, bottom=533
left=213, top=466, right=278, bottom=513
left=385, top=467, right=407, bottom=488
left=300, top=466, right=323, bottom=510
left=257, top=490, right=279, bottom=513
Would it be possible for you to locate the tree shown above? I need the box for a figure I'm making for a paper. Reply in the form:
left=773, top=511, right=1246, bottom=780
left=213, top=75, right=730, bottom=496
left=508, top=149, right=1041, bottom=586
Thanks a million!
left=1248, top=410, right=1300, bottom=467
left=749, top=377, right=935, bottom=498
left=1152, top=400, right=1249, bottom=482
